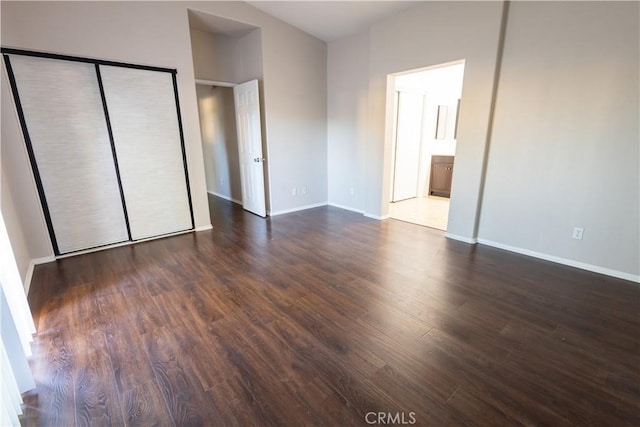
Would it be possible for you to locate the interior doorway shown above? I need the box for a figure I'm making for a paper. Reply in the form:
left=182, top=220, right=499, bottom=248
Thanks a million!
left=388, top=61, right=465, bottom=231
left=188, top=10, right=269, bottom=223
left=195, top=83, right=243, bottom=204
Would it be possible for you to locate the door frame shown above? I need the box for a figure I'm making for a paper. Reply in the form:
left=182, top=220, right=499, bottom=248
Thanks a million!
left=383, top=60, right=466, bottom=230
left=195, top=78, right=271, bottom=217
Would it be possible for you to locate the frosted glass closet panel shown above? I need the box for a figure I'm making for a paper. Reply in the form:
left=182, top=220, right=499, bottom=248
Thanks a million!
left=99, top=66, right=192, bottom=240
left=8, top=55, right=129, bottom=254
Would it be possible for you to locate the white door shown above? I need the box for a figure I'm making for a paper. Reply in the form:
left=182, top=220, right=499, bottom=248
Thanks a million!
left=8, top=55, right=130, bottom=254
left=100, top=66, right=193, bottom=240
left=234, top=79, right=266, bottom=217
left=392, top=91, right=425, bottom=202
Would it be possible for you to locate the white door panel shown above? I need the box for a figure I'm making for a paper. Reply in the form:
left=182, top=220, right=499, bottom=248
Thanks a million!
left=234, top=80, right=266, bottom=217
left=8, top=55, right=129, bottom=254
left=100, top=66, right=192, bottom=240
left=392, top=91, right=424, bottom=202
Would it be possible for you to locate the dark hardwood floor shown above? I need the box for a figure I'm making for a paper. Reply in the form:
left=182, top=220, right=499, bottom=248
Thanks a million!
left=21, top=195, right=640, bottom=426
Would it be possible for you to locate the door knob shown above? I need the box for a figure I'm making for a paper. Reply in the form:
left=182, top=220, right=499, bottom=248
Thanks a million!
left=254, top=157, right=266, bottom=162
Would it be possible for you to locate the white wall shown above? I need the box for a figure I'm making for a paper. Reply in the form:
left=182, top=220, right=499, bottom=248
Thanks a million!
left=327, top=31, right=369, bottom=212
left=0, top=67, right=37, bottom=418
left=190, top=29, right=239, bottom=83
left=190, top=27, right=264, bottom=85
left=236, top=29, right=264, bottom=83
left=328, top=1, right=505, bottom=229
left=395, top=63, right=464, bottom=97
left=328, top=1, right=638, bottom=280
left=1, top=1, right=327, bottom=276
left=370, top=1, right=506, bottom=233
left=190, top=25, right=262, bottom=207
left=263, top=18, right=327, bottom=213
left=478, top=1, right=639, bottom=279
left=1, top=69, right=52, bottom=289
left=196, top=84, right=242, bottom=202
left=5, top=1, right=636, bottom=282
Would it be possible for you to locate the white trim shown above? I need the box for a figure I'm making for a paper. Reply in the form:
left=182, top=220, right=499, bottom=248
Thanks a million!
left=31, top=256, right=55, bottom=265
left=364, top=213, right=390, bottom=221
left=269, top=202, right=327, bottom=217
left=23, top=256, right=55, bottom=295
left=208, top=191, right=242, bottom=205
left=195, top=225, right=213, bottom=232
left=327, top=202, right=365, bottom=214
left=55, top=229, right=195, bottom=260
left=477, top=238, right=640, bottom=284
left=445, top=233, right=478, bottom=244
left=195, top=79, right=235, bottom=88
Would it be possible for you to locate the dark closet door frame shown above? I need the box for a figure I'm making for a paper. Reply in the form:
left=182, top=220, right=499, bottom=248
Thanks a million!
left=1, top=47, right=195, bottom=256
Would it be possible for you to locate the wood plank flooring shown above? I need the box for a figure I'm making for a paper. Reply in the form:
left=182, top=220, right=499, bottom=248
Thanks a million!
left=21, top=195, right=640, bottom=426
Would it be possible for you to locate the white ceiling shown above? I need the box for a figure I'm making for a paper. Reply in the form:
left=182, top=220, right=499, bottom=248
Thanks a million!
left=246, top=1, right=417, bottom=42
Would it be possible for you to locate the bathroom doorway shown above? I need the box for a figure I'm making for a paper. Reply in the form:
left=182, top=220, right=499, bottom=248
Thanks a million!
left=388, top=61, right=465, bottom=231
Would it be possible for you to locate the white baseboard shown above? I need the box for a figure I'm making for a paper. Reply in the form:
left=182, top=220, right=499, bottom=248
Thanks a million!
left=327, top=202, right=365, bottom=214
left=477, top=238, right=640, bottom=283
left=269, top=202, right=327, bottom=217
left=24, top=256, right=56, bottom=294
left=445, top=233, right=478, bottom=244
left=363, top=213, right=390, bottom=221
left=208, top=191, right=242, bottom=205
left=195, top=224, right=213, bottom=232
left=55, top=229, right=195, bottom=261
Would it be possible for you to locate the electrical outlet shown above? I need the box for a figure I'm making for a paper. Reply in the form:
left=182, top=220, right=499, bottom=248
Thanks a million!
left=220, top=177, right=224, bottom=186
left=302, top=186, right=307, bottom=195
left=349, top=187, right=355, bottom=196
left=292, top=187, right=297, bottom=197
left=572, top=227, right=584, bottom=240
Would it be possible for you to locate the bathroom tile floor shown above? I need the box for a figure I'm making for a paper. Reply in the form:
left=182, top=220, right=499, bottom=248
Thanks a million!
left=389, top=196, right=450, bottom=231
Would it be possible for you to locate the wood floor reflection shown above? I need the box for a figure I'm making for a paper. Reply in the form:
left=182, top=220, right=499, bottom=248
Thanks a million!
left=21, top=195, right=640, bottom=426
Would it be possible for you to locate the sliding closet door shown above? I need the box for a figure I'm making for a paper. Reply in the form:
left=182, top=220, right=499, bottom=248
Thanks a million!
left=99, top=66, right=192, bottom=240
left=7, top=55, right=129, bottom=254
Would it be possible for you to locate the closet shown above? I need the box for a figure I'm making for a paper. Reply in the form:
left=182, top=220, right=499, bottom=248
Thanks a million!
left=3, top=49, right=194, bottom=256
